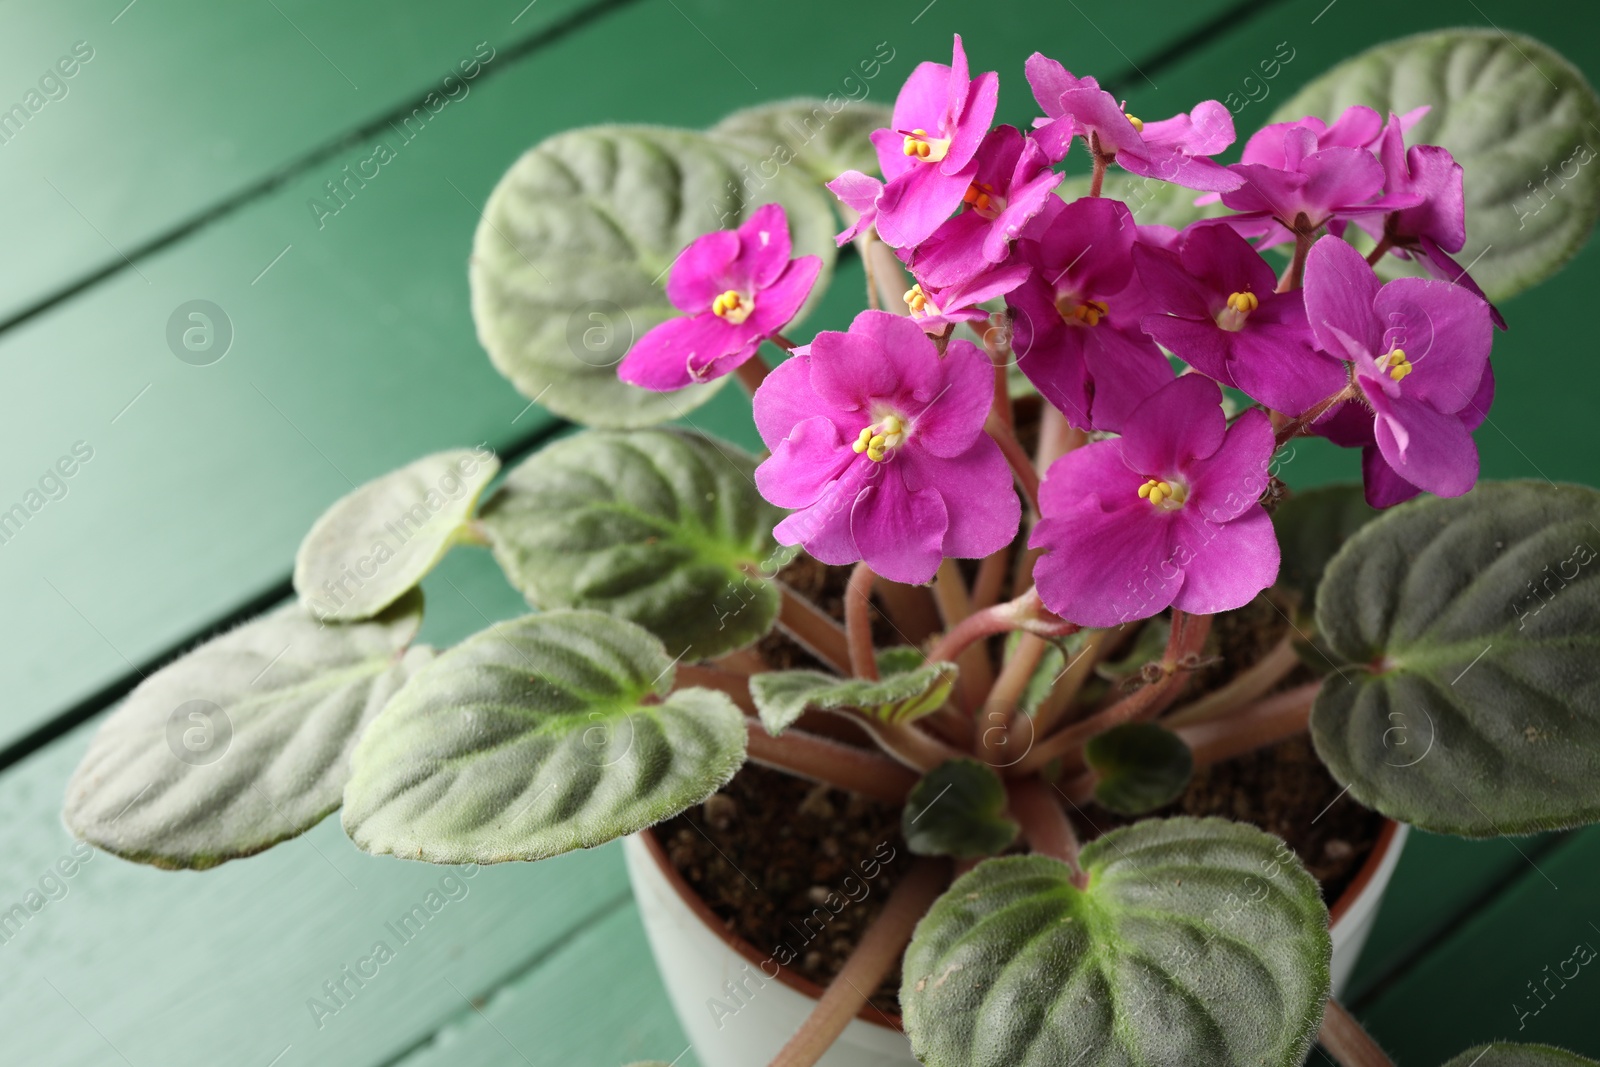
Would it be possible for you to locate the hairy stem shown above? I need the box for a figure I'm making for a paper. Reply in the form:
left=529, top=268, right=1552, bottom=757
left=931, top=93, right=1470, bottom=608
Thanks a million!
left=1365, top=235, right=1394, bottom=266
left=979, top=633, right=1049, bottom=759
left=934, top=560, right=992, bottom=710
left=971, top=546, right=1011, bottom=612
left=1025, top=626, right=1119, bottom=743
left=1317, top=999, right=1397, bottom=1067
left=846, top=562, right=880, bottom=680
left=1035, top=402, right=1080, bottom=472
left=1164, top=633, right=1299, bottom=727
left=1014, top=612, right=1211, bottom=776
left=1175, top=681, right=1319, bottom=768
left=1277, top=218, right=1315, bottom=293
left=986, top=412, right=1041, bottom=514
left=744, top=721, right=917, bottom=805
left=767, top=859, right=948, bottom=1067
left=736, top=353, right=772, bottom=394
left=777, top=583, right=852, bottom=675
left=1274, top=380, right=1358, bottom=448
left=676, top=664, right=756, bottom=715
left=856, top=232, right=881, bottom=311
left=1089, top=151, right=1109, bottom=198
left=858, top=717, right=968, bottom=773
left=1008, top=777, right=1086, bottom=885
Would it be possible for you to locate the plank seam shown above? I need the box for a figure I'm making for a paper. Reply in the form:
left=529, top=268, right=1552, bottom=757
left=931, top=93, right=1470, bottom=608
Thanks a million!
left=0, top=0, right=650, bottom=344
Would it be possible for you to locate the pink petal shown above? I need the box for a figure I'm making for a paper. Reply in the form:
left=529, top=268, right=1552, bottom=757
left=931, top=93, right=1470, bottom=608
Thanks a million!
left=1184, top=407, right=1275, bottom=523
left=876, top=162, right=975, bottom=249
left=902, top=440, right=1020, bottom=560
left=1117, top=375, right=1228, bottom=477
left=773, top=461, right=876, bottom=565
left=1171, top=506, right=1279, bottom=615
left=735, top=204, right=794, bottom=290
left=1371, top=277, right=1491, bottom=414
left=755, top=416, right=853, bottom=509
left=1362, top=447, right=1423, bottom=509
left=852, top=468, right=949, bottom=585
left=1303, top=236, right=1383, bottom=357
left=1030, top=500, right=1181, bottom=628
left=912, top=337, right=993, bottom=458
left=618, top=313, right=740, bottom=391
left=809, top=310, right=942, bottom=413
left=666, top=230, right=739, bottom=312
left=1368, top=388, right=1479, bottom=498
left=749, top=256, right=821, bottom=334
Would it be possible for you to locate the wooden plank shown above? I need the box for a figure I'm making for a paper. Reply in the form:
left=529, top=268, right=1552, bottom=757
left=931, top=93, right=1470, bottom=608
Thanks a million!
left=1359, top=827, right=1600, bottom=1061
left=0, top=549, right=643, bottom=1067
left=390, top=904, right=697, bottom=1067
left=0, top=0, right=1251, bottom=758
left=0, top=0, right=603, bottom=324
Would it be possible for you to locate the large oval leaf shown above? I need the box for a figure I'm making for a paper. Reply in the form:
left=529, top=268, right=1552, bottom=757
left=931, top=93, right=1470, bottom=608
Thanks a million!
left=902, top=817, right=1330, bottom=1067
left=1311, top=481, right=1600, bottom=836
left=64, top=594, right=428, bottom=869
left=480, top=429, right=784, bottom=661
left=469, top=124, right=837, bottom=428
left=1442, top=1046, right=1600, bottom=1067
left=711, top=99, right=891, bottom=186
left=341, top=610, right=746, bottom=863
left=294, top=448, right=499, bottom=621
left=1273, top=29, right=1600, bottom=301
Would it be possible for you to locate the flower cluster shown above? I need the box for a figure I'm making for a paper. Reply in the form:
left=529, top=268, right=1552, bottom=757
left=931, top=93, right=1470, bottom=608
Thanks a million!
left=619, top=36, right=1498, bottom=623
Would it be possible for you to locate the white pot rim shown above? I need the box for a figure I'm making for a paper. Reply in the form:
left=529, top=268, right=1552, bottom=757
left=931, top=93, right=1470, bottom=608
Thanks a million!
left=635, top=814, right=1404, bottom=1036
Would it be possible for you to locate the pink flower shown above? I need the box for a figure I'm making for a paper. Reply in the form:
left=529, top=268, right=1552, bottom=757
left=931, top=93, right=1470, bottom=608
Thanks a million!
left=1031, top=376, right=1280, bottom=627
left=1025, top=54, right=1241, bottom=192
left=1303, top=236, right=1494, bottom=500
left=909, top=125, right=1061, bottom=287
left=869, top=35, right=1000, bottom=249
left=902, top=259, right=1031, bottom=337
left=618, top=204, right=820, bottom=391
left=826, top=170, right=884, bottom=246
left=753, top=310, right=1020, bottom=585
left=1006, top=196, right=1174, bottom=431
left=1134, top=224, right=1342, bottom=416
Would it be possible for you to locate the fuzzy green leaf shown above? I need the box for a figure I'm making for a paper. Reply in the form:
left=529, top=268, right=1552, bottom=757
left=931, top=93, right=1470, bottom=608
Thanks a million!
left=1271, top=484, right=1380, bottom=618
left=480, top=429, right=784, bottom=661
left=710, top=99, right=891, bottom=186
left=1441, top=1046, right=1600, bottom=1067
left=1085, top=723, right=1194, bottom=815
left=1272, top=29, right=1600, bottom=301
left=294, top=449, right=499, bottom=621
left=902, top=817, right=1330, bottom=1067
left=1312, top=481, right=1600, bottom=836
left=342, top=610, right=746, bottom=864
left=902, top=758, right=1018, bottom=859
left=748, top=653, right=957, bottom=735
left=469, top=124, right=836, bottom=429
left=64, top=594, right=427, bottom=869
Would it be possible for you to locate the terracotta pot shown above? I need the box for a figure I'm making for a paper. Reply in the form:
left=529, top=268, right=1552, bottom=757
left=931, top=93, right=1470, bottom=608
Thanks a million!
left=624, top=820, right=1409, bottom=1067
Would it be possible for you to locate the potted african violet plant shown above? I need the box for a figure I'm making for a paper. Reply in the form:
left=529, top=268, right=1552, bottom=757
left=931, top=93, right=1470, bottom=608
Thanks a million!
left=62, top=24, right=1600, bottom=1067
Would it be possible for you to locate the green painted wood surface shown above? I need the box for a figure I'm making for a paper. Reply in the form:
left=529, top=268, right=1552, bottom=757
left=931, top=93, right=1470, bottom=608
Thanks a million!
left=4, top=0, right=1600, bottom=1064
left=0, top=0, right=598, bottom=323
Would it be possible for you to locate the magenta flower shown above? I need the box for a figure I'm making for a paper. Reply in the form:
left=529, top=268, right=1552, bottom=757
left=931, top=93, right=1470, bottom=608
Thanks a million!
left=1320, top=362, right=1495, bottom=508
left=1025, top=53, right=1241, bottom=192
left=753, top=310, right=1020, bottom=585
left=1134, top=225, right=1345, bottom=415
left=1007, top=196, right=1174, bottom=431
left=909, top=125, right=1061, bottom=288
left=1030, top=375, right=1279, bottom=627
left=618, top=204, right=821, bottom=391
left=1302, top=236, right=1494, bottom=499
left=1358, top=112, right=1506, bottom=329
left=902, top=259, right=1031, bottom=336
left=1216, top=127, right=1422, bottom=249
left=826, top=170, right=884, bottom=246
left=868, top=35, right=999, bottom=249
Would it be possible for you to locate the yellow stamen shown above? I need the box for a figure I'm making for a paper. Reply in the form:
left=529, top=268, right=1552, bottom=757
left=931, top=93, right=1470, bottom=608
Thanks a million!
left=1125, top=113, right=1144, bottom=133
left=901, top=128, right=950, bottom=163
left=711, top=289, right=754, bottom=325
left=1061, top=298, right=1108, bottom=327
left=1226, top=291, right=1259, bottom=313
left=856, top=414, right=908, bottom=463
left=963, top=182, right=995, bottom=214
left=1138, top=478, right=1187, bottom=509
left=904, top=284, right=929, bottom=314
left=1378, top=347, right=1413, bottom=382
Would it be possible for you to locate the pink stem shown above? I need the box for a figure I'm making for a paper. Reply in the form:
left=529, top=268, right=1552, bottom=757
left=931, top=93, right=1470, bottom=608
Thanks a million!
left=767, top=859, right=949, bottom=1067
left=1317, top=999, right=1397, bottom=1067
left=744, top=721, right=917, bottom=805
left=736, top=353, right=771, bottom=394
left=777, top=584, right=851, bottom=675
left=985, top=413, right=1041, bottom=514
left=845, top=562, right=880, bottom=680
left=1008, top=777, right=1086, bottom=886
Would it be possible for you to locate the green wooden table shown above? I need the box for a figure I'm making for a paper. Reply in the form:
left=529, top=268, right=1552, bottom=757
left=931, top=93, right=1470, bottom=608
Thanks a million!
left=3, top=1, right=1595, bottom=1063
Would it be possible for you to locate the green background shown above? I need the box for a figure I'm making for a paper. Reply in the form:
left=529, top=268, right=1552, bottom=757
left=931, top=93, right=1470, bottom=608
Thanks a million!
left=1, top=0, right=1594, bottom=1063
